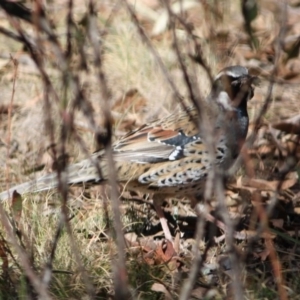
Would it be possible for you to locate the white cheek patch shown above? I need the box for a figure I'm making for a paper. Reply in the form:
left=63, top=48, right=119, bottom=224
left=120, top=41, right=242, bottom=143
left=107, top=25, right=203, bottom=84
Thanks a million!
left=217, top=91, right=235, bottom=111
left=215, top=67, right=248, bottom=80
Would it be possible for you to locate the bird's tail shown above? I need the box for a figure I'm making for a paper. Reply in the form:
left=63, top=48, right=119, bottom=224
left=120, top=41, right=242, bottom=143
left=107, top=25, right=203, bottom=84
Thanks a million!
left=0, top=172, right=59, bottom=201
left=0, top=155, right=107, bottom=201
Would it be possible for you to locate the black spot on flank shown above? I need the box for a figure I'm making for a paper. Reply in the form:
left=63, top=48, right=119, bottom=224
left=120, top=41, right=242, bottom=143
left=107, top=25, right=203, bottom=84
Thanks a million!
left=186, top=178, right=193, bottom=183
left=195, top=159, right=202, bottom=164
left=192, top=184, right=197, bottom=189
left=217, top=147, right=225, bottom=154
left=161, top=179, right=166, bottom=184
left=187, top=168, right=192, bottom=171
left=216, top=155, right=223, bottom=160
left=168, top=178, right=173, bottom=182
left=195, top=141, right=202, bottom=145
left=188, top=149, right=196, bottom=154
left=144, top=167, right=150, bottom=172
left=203, top=173, right=207, bottom=177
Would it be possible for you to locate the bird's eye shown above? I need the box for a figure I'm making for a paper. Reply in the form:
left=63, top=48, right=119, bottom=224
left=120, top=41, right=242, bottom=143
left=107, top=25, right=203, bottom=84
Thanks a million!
left=231, top=79, right=239, bottom=86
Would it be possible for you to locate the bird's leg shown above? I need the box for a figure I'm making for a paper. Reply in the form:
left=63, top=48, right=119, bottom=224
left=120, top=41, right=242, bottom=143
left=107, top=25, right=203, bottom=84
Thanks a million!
left=152, top=194, right=173, bottom=242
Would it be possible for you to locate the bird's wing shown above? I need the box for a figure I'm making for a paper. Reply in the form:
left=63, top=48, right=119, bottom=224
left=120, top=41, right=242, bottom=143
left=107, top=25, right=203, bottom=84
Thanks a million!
left=112, top=107, right=206, bottom=164
left=112, top=102, right=222, bottom=164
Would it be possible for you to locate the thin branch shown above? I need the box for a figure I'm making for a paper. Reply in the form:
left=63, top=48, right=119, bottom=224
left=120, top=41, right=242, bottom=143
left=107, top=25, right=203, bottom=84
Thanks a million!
left=87, top=1, right=131, bottom=298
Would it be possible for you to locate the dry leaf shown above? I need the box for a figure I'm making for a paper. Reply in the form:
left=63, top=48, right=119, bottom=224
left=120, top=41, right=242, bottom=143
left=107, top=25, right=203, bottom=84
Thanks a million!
left=242, top=174, right=298, bottom=191
left=152, top=0, right=199, bottom=35
left=127, top=0, right=159, bottom=22
left=270, top=219, right=284, bottom=229
left=254, top=248, right=270, bottom=261
left=272, top=114, right=300, bottom=134
left=225, top=191, right=242, bottom=207
left=257, top=144, right=275, bottom=156
left=151, top=283, right=172, bottom=298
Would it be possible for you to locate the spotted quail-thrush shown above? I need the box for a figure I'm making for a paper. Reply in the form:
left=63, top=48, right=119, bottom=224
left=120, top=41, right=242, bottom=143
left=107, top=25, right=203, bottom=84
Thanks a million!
left=0, top=65, right=256, bottom=241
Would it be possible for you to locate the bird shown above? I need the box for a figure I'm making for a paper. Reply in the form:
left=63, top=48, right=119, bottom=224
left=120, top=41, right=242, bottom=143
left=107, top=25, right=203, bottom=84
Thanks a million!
left=0, top=65, right=256, bottom=242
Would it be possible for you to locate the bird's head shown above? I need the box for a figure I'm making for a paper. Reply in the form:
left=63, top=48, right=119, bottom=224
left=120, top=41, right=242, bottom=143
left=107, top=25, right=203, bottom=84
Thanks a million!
left=212, top=66, right=256, bottom=111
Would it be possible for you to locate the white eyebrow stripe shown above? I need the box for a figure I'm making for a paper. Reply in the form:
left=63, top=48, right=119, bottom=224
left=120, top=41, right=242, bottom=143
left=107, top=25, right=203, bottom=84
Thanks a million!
left=215, top=68, right=249, bottom=80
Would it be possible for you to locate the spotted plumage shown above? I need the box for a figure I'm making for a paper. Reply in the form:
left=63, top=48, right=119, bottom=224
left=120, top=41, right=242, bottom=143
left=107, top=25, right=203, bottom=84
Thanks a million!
left=0, top=65, right=256, bottom=241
